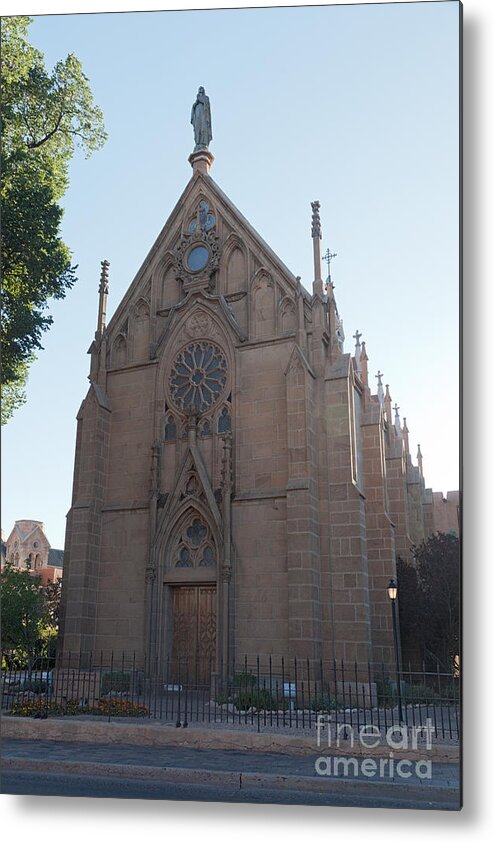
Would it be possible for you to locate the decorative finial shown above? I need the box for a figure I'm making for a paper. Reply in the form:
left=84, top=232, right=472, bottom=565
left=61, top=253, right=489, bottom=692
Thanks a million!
left=360, top=340, right=369, bottom=386
left=311, top=201, right=322, bottom=239
left=376, top=370, right=384, bottom=406
left=96, top=259, right=110, bottom=337
left=353, top=330, right=362, bottom=374
left=402, top=417, right=410, bottom=454
left=99, top=260, right=109, bottom=293
left=393, top=402, right=402, bottom=436
left=384, top=384, right=392, bottom=425
left=417, top=444, right=423, bottom=476
left=311, top=201, right=324, bottom=295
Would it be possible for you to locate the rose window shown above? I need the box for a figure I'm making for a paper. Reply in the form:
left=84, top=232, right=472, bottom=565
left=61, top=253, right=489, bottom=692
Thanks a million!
left=170, top=342, right=227, bottom=414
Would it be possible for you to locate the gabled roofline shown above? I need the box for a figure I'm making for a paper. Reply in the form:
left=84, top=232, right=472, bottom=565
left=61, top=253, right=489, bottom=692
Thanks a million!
left=103, top=168, right=311, bottom=340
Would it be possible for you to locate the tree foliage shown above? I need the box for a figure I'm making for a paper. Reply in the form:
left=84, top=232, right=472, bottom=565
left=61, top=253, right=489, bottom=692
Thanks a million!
left=1, top=562, right=62, bottom=669
left=1, top=563, right=47, bottom=669
left=397, top=532, right=460, bottom=671
left=1, top=16, right=107, bottom=422
left=0, top=356, right=31, bottom=424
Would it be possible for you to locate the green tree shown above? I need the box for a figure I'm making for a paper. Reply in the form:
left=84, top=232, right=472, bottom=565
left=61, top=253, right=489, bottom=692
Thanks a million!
left=1, top=562, right=49, bottom=671
left=0, top=356, right=31, bottom=424
left=1, top=16, right=107, bottom=422
left=414, top=532, right=460, bottom=671
left=397, top=532, right=460, bottom=671
left=396, top=556, right=425, bottom=668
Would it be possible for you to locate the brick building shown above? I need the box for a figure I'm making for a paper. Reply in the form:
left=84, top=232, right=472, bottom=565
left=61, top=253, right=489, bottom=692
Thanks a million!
left=3, top=520, right=63, bottom=584
left=59, top=139, right=436, bottom=679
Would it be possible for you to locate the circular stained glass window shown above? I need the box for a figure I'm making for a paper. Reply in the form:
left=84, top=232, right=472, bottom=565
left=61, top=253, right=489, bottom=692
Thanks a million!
left=170, top=342, right=227, bottom=414
left=186, top=245, right=209, bottom=273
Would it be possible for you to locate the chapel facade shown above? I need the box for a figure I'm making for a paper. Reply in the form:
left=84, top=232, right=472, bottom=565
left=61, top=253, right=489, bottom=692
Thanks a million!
left=59, top=119, right=435, bottom=679
left=3, top=520, right=64, bottom=584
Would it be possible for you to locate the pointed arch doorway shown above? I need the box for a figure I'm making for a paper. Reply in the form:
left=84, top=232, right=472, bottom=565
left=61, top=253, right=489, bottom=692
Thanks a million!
left=162, top=509, right=220, bottom=686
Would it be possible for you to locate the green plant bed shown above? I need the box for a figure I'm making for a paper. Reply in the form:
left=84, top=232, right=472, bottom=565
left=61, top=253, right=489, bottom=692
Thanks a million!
left=10, top=699, right=81, bottom=717
left=90, top=698, right=148, bottom=717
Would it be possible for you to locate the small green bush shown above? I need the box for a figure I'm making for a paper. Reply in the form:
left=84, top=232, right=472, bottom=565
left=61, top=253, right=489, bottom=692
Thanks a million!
left=101, top=671, right=130, bottom=694
left=310, top=693, right=337, bottom=712
left=375, top=678, right=395, bottom=705
left=214, top=692, right=231, bottom=705
left=234, top=687, right=288, bottom=712
left=233, top=670, right=256, bottom=691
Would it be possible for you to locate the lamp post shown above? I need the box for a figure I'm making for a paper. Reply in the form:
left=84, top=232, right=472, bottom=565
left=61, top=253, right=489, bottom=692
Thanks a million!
left=387, top=578, right=404, bottom=724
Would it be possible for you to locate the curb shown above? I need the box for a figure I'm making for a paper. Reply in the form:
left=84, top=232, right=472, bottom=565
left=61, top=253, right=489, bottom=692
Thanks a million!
left=1, top=756, right=461, bottom=804
left=1, top=718, right=460, bottom=763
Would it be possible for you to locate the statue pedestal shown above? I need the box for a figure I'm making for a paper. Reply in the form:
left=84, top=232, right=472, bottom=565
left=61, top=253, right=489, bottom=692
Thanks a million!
left=189, top=149, right=214, bottom=176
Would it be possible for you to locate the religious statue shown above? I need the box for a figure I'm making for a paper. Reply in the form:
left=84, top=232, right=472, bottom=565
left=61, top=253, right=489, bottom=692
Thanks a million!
left=191, top=87, right=212, bottom=151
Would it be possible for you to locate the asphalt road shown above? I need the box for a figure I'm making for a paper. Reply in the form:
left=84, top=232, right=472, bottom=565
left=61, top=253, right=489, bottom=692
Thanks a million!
left=1, top=769, right=459, bottom=810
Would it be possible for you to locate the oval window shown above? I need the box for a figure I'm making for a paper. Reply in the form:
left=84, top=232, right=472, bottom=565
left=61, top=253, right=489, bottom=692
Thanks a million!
left=186, top=245, right=209, bottom=272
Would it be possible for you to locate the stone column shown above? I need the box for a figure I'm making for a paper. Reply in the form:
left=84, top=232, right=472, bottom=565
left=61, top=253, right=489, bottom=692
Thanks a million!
left=220, top=434, right=233, bottom=681
left=385, top=429, right=413, bottom=564
left=59, top=386, right=111, bottom=665
left=285, top=348, right=322, bottom=661
left=360, top=400, right=397, bottom=666
left=323, top=356, right=373, bottom=667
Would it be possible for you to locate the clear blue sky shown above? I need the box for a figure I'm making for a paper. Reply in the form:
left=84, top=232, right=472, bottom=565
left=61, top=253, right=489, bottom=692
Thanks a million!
left=2, top=1, right=460, bottom=549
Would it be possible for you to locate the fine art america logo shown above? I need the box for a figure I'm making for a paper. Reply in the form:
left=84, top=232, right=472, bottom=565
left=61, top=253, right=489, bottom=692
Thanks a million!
left=315, top=716, right=435, bottom=780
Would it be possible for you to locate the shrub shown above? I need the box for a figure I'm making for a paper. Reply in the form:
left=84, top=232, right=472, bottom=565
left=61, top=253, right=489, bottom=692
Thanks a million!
left=310, top=693, right=337, bottom=712
left=375, top=678, right=395, bottom=705
left=234, top=687, right=288, bottom=712
left=214, top=691, right=231, bottom=705
left=233, top=670, right=256, bottom=691
left=101, top=671, right=130, bottom=694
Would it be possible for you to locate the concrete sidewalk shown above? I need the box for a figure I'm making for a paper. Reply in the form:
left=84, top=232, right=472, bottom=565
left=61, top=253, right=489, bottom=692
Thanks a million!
left=1, top=716, right=460, bottom=762
left=1, top=736, right=461, bottom=808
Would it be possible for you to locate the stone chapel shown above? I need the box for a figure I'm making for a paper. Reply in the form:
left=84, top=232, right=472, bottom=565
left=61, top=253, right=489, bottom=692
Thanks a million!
left=59, top=96, right=435, bottom=679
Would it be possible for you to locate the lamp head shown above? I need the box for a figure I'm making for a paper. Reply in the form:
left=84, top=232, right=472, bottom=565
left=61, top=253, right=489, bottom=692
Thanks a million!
left=387, top=578, right=398, bottom=600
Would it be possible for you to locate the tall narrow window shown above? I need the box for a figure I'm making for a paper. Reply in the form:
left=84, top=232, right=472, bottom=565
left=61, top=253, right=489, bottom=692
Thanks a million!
left=164, top=415, right=177, bottom=442
left=218, top=407, right=231, bottom=434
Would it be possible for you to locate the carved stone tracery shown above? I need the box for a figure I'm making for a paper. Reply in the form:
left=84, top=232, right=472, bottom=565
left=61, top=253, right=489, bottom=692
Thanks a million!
left=174, top=200, right=221, bottom=292
left=174, top=513, right=217, bottom=569
left=169, top=341, right=228, bottom=416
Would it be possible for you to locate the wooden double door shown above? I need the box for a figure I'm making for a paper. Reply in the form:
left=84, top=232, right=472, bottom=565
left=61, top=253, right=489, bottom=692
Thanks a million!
left=170, top=585, right=216, bottom=685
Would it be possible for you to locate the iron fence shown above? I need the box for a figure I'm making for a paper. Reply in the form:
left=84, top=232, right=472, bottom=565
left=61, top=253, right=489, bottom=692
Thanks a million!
left=0, top=651, right=460, bottom=741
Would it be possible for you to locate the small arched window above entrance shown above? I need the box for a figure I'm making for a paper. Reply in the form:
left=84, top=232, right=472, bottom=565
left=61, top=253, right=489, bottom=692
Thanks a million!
left=173, top=513, right=217, bottom=569
left=199, top=546, right=216, bottom=567
left=176, top=547, right=192, bottom=568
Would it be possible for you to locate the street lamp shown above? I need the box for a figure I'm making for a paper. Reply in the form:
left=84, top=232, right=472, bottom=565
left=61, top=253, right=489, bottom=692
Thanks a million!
left=387, top=578, right=404, bottom=724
